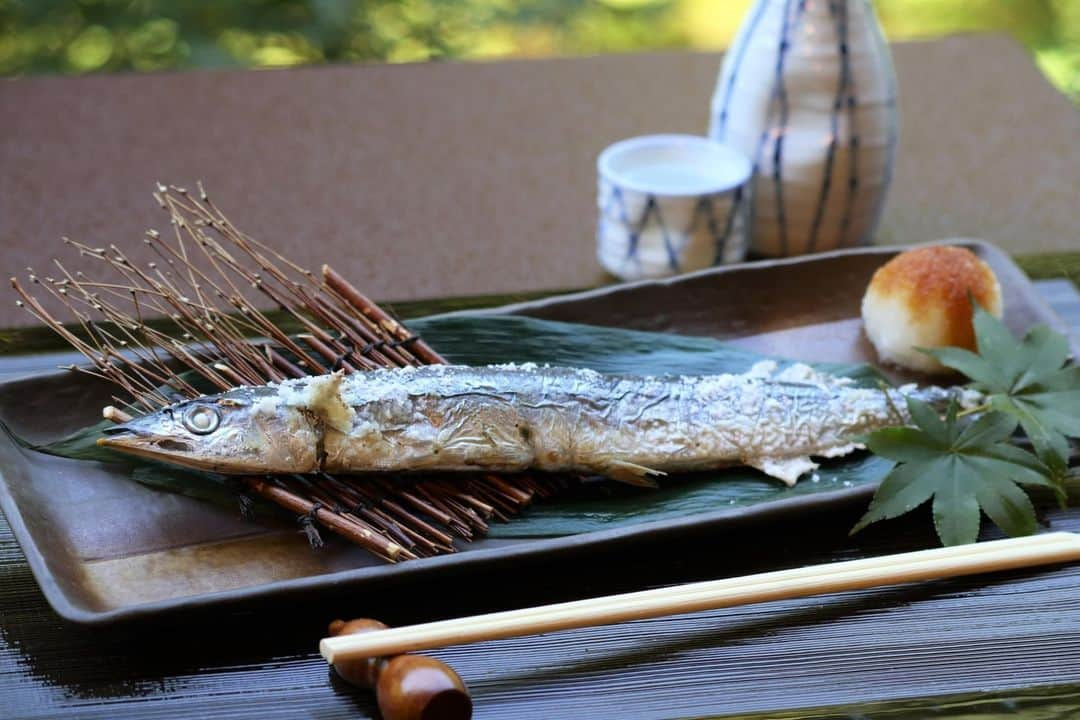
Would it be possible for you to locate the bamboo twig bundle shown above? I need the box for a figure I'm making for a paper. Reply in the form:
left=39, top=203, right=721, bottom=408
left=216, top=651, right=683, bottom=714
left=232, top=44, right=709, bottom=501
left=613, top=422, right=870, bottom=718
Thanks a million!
left=12, top=183, right=570, bottom=562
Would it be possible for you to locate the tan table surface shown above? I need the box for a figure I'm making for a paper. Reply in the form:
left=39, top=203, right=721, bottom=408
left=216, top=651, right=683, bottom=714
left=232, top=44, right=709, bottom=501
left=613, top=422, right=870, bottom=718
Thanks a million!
left=2, top=34, right=1078, bottom=330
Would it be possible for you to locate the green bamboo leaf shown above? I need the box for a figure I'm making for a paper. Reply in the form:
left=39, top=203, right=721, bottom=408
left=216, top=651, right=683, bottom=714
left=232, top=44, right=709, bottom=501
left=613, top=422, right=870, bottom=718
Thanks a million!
left=30, top=419, right=122, bottom=462
left=494, top=453, right=896, bottom=538
left=408, top=316, right=887, bottom=384
left=20, top=315, right=898, bottom=541
left=20, top=313, right=1071, bottom=546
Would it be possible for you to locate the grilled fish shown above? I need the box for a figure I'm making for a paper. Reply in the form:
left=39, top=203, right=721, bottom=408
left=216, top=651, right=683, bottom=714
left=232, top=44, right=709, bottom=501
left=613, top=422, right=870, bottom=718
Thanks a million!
left=98, top=361, right=955, bottom=485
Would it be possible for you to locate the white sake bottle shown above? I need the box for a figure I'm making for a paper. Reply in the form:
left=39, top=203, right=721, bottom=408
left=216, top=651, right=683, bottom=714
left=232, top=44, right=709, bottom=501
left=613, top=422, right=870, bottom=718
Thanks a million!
left=709, top=0, right=898, bottom=257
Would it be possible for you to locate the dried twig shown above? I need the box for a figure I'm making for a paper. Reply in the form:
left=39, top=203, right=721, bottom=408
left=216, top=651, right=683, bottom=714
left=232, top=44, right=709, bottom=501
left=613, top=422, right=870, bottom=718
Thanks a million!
left=14, top=183, right=572, bottom=562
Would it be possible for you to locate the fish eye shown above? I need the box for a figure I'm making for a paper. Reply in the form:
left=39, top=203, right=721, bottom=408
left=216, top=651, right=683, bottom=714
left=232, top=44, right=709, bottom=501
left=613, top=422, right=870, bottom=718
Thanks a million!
left=182, top=404, right=220, bottom=435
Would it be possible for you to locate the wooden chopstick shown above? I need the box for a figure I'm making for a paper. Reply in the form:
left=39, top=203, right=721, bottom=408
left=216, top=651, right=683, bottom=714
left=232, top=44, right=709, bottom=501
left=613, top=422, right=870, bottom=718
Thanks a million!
left=321, top=532, right=1080, bottom=662
left=402, top=532, right=1065, bottom=627
left=336, top=532, right=1062, bottom=651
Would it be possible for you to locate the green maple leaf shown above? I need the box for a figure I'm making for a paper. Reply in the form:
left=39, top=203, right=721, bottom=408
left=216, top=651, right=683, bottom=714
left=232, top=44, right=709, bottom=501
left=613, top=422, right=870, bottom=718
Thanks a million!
left=926, top=305, right=1080, bottom=473
left=852, top=397, right=1056, bottom=546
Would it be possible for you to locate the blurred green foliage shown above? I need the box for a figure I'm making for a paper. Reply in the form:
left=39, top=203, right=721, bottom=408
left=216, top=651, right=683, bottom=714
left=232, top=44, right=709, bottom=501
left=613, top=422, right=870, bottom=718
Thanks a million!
left=0, top=0, right=1075, bottom=100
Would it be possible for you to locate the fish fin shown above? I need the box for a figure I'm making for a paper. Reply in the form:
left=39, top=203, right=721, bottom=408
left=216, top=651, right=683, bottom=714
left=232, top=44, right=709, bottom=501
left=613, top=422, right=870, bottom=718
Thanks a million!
left=604, top=460, right=666, bottom=488
left=748, top=456, right=818, bottom=486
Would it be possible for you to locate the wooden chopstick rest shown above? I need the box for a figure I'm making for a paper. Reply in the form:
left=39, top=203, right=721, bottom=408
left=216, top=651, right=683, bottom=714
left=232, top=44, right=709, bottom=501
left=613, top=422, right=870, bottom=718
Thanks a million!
left=322, top=533, right=1080, bottom=663
left=327, top=618, right=472, bottom=720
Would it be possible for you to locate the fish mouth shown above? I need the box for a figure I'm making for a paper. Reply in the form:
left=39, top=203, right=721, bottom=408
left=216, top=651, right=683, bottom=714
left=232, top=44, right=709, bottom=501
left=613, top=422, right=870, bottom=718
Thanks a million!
left=97, top=429, right=205, bottom=467
left=98, top=433, right=193, bottom=453
left=96, top=428, right=258, bottom=474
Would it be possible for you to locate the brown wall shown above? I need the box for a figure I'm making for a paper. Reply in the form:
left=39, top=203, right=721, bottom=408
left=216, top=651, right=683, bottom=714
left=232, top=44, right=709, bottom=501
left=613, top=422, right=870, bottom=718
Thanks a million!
left=1, top=34, right=1077, bottom=328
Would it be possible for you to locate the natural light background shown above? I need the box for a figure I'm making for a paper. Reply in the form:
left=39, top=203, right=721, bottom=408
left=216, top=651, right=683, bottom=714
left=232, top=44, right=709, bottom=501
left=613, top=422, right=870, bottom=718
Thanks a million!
left=0, top=1, right=1076, bottom=100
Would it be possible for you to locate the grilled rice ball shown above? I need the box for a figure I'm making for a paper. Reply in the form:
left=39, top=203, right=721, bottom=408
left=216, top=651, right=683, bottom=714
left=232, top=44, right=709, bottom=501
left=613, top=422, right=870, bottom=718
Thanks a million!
left=861, top=245, right=1003, bottom=373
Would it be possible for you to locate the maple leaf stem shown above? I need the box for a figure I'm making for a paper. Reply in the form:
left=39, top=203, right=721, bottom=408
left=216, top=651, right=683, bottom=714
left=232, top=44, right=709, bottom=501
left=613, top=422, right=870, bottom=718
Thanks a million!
left=956, top=403, right=990, bottom=418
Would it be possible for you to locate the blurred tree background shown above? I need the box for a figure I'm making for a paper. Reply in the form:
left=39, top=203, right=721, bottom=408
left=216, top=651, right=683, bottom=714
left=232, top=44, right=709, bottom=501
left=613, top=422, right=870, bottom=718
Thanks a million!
left=0, top=0, right=1075, bottom=100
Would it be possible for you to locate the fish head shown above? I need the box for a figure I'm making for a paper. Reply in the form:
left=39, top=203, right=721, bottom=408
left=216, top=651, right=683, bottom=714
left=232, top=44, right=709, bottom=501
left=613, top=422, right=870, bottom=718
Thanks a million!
left=97, top=388, right=320, bottom=474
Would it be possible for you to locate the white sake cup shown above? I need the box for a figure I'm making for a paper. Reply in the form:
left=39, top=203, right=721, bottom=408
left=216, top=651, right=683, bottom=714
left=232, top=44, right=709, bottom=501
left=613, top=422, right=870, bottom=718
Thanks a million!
left=597, top=134, right=752, bottom=281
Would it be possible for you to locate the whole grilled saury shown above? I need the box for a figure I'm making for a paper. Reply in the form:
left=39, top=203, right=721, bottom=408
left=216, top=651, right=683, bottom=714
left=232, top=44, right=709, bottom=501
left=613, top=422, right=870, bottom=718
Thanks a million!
left=99, top=361, right=954, bottom=485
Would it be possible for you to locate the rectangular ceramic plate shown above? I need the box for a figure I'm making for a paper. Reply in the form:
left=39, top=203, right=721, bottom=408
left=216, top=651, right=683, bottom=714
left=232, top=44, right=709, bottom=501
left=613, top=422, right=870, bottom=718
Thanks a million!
left=0, top=241, right=1073, bottom=624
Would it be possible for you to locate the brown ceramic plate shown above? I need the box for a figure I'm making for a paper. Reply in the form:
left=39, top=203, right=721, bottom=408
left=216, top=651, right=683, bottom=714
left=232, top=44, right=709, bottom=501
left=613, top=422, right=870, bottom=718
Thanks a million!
left=0, top=241, right=1072, bottom=624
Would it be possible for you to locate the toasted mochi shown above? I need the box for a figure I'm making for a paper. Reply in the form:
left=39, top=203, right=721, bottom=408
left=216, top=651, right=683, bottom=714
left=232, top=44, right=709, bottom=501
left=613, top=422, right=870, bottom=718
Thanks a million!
left=861, top=245, right=1003, bottom=373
